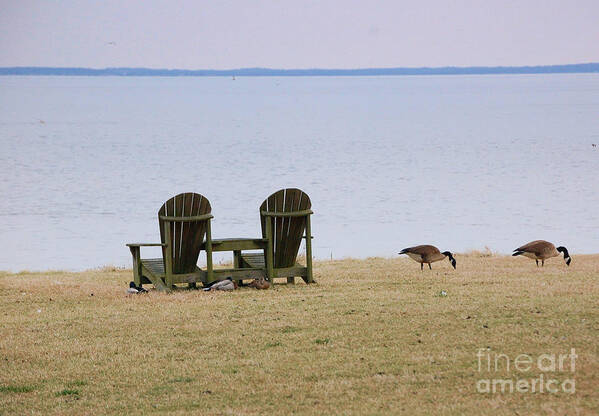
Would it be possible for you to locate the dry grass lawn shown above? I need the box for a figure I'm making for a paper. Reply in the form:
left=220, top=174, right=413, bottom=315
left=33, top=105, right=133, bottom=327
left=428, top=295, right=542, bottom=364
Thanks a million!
left=1, top=254, right=598, bottom=415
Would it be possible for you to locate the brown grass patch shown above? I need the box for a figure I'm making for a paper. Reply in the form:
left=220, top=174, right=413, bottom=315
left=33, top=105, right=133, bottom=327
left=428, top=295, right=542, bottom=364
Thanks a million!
left=1, top=255, right=598, bottom=414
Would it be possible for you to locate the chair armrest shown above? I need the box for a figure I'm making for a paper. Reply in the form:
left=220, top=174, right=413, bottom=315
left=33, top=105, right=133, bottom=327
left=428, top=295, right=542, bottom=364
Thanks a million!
left=126, top=243, right=167, bottom=247
left=158, top=214, right=213, bottom=222
left=261, top=209, right=313, bottom=217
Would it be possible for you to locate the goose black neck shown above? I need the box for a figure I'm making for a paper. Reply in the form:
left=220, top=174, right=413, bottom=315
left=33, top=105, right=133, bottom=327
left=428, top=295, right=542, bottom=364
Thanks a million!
left=443, top=251, right=457, bottom=269
left=557, top=246, right=570, bottom=258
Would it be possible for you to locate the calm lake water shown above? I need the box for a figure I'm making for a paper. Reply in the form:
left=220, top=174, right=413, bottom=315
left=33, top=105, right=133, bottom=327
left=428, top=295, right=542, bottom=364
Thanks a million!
left=1, top=74, right=598, bottom=271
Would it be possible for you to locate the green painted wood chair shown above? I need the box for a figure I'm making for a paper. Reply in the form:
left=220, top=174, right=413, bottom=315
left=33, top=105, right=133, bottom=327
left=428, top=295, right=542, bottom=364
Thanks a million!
left=240, top=188, right=314, bottom=284
left=126, top=192, right=215, bottom=292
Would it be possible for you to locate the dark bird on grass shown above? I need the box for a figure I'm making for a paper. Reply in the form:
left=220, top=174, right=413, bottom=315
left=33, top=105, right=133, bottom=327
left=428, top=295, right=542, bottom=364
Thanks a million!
left=127, top=281, right=148, bottom=294
left=399, top=245, right=456, bottom=271
left=512, top=240, right=571, bottom=267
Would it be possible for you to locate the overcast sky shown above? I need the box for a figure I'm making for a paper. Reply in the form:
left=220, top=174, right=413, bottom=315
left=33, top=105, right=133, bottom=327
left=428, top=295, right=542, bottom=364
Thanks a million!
left=1, top=0, right=598, bottom=69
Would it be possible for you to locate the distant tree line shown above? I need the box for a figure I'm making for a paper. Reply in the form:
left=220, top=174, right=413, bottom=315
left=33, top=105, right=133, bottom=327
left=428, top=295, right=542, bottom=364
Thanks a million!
left=1, top=63, right=598, bottom=76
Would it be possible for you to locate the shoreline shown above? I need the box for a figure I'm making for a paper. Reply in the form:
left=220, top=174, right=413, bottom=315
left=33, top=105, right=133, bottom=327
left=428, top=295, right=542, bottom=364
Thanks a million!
left=2, top=252, right=597, bottom=276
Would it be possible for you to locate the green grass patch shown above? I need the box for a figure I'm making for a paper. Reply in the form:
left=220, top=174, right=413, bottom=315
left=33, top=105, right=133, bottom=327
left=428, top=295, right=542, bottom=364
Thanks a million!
left=0, top=385, right=35, bottom=393
left=55, top=389, right=79, bottom=396
left=169, top=377, right=194, bottom=383
left=222, top=368, right=238, bottom=374
left=281, top=326, right=299, bottom=333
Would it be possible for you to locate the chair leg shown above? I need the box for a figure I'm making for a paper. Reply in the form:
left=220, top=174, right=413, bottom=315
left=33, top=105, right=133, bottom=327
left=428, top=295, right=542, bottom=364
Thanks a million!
left=265, top=218, right=274, bottom=282
left=163, top=223, right=174, bottom=290
left=205, top=219, right=215, bottom=283
left=129, top=246, right=142, bottom=288
left=141, top=266, right=169, bottom=292
left=304, top=215, right=314, bottom=283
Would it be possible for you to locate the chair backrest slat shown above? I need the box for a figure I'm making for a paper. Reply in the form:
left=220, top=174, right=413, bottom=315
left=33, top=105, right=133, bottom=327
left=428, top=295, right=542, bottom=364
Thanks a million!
left=158, top=193, right=211, bottom=274
left=260, top=188, right=311, bottom=268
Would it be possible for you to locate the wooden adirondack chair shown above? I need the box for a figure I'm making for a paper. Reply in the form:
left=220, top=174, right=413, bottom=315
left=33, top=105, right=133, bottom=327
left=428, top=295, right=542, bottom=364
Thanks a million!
left=240, top=188, right=314, bottom=284
left=126, top=192, right=214, bottom=292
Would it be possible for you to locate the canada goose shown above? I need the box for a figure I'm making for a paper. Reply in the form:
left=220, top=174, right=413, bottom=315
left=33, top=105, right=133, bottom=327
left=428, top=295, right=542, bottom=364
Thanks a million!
left=127, top=281, right=139, bottom=294
left=127, top=281, right=147, bottom=294
left=398, top=245, right=456, bottom=271
left=512, top=240, right=571, bottom=267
